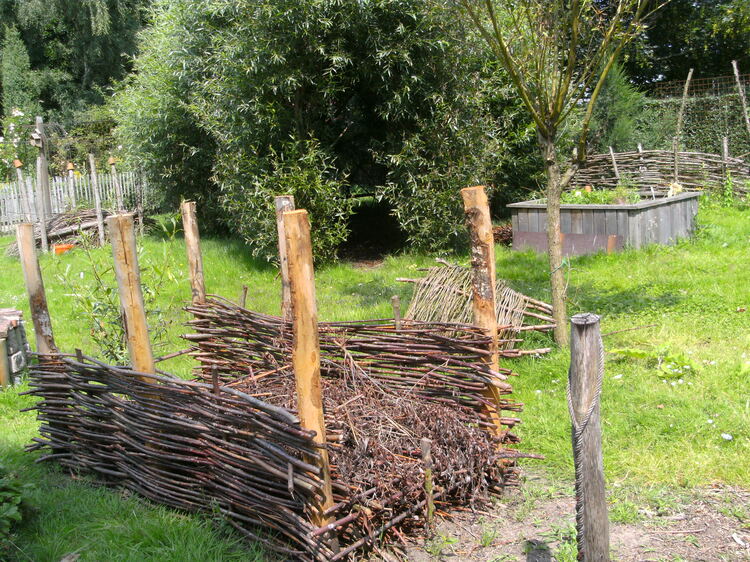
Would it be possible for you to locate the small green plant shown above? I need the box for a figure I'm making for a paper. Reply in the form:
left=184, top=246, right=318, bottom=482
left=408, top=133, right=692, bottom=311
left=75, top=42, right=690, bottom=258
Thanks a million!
left=559, top=182, right=640, bottom=205
left=425, top=533, right=459, bottom=557
left=0, top=464, right=35, bottom=550
left=720, top=173, right=736, bottom=207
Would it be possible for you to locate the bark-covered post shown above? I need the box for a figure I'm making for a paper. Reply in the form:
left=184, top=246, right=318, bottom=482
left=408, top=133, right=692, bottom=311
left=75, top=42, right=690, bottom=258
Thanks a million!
left=275, top=195, right=295, bottom=321
left=89, top=154, right=106, bottom=246
left=107, top=214, right=156, bottom=380
left=421, top=437, right=435, bottom=527
left=180, top=201, right=206, bottom=305
left=569, top=313, right=609, bottom=561
left=16, top=223, right=57, bottom=355
left=461, top=185, right=506, bottom=436
left=283, top=209, right=337, bottom=542
left=109, top=156, right=125, bottom=211
left=672, top=138, right=680, bottom=184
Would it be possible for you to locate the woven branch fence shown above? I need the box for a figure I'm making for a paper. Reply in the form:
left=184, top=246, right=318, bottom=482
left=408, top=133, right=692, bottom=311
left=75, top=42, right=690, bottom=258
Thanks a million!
left=571, top=149, right=750, bottom=193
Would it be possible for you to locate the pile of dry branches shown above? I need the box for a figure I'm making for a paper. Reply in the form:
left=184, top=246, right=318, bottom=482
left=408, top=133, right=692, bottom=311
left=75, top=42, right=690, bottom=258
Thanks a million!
left=5, top=209, right=110, bottom=256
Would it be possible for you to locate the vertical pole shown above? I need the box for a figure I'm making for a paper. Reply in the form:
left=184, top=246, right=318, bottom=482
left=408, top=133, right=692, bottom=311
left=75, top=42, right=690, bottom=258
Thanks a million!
left=391, top=295, right=401, bottom=329
left=732, top=60, right=750, bottom=140
left=36, top=157, right=48, bottom=253
left=0, top=338, right=10, bottom=389
left=35, top=116, right=52, bottom=216
left=283, top=209, right=337, bottom=540
left=14, top=160, right=31, bottom=222
left=67, top=163, right=77, bottom=209
left=569, top=313, right=609, bottom=562
left=107, top=214, right=156, bottom=379
left=608, top=146, right=620, bottom=181
left=672, top=137, right=679, bottom=184
left=461, top=185, right=505, bottom=436
left=275, top=195, right=295, bottom=321
left=421, top=437, right=434, bottom=527
left=675, top=68, right=694, bottom=140
left=722, top=136, right=730, bottom=179
left=89, top=154, right=106, bottom=246
left=16, top=223, right=57, bottom=355
left=109, top=157, right=125, bottom=211
left=180, top=201, right=207, bottom=304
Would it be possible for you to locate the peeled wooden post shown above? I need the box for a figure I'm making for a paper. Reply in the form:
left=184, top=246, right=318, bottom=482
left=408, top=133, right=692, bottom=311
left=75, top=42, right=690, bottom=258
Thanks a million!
left=275, top=195, right=295, bottom=321
left=107, top=214, right=156, bottom=379
left=283, top=209, right=337, bottom=541
left=14, top=160, right=32, bottom=222
left=0, top=339, right=10, bottom=389
left=391, top=295, right=401, bottom=330
left=421, top=437, right=435, bottom=527
left=675, top=68, right=694, bottom=140
left=36, top=157, right=49, bottom=253
left=608, top=146, right=620, bottom=181
left=180, top=201, right=206, bottom=304
left=461, top=185, right=505, bottom=436
left=16, top=223, right=57, bottom=355
left=732, top=60, right=750, bottom=139
left=569, top=313, right=609, bottom=562
left=672, top=138, right=680, bottom=184
left=34, top=116, right=52, bottom=216
left=722, top=136, right=730, bottom=179
left=109, top=156, right=125, bottom=211
left=89, top=154, right=106, bottom=246
left=66, top=162, right=77, bottom=209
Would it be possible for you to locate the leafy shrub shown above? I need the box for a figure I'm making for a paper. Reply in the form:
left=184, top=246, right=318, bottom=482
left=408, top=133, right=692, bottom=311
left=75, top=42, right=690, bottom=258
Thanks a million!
left=0, top=463, right=34, bottom=549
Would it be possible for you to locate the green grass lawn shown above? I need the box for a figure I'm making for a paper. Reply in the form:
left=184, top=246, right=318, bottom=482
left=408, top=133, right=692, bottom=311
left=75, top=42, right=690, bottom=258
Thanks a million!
left=0, top=200, right=748, bottom=559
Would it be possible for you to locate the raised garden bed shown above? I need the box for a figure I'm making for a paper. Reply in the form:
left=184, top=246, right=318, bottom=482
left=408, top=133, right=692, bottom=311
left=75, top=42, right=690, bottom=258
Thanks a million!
left=508, top=191, right=700, bottom=256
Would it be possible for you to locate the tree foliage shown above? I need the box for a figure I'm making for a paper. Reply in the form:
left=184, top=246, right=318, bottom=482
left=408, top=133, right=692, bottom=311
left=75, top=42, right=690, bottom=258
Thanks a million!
left=115, top=0, right=535, bottom=259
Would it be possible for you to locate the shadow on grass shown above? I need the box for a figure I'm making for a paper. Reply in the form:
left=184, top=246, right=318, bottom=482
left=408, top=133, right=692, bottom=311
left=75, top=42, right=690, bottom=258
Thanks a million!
left=569, top=283, right=683, bottom=317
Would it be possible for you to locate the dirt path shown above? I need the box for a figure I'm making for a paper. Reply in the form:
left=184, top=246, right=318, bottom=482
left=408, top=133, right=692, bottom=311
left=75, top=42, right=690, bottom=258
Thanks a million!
left=390, top=472, right=750, bottom=561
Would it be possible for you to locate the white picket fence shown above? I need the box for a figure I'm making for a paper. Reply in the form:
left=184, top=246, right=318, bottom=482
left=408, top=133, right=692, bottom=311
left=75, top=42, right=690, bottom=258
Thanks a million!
left=0, top=171, right=149, bottom=233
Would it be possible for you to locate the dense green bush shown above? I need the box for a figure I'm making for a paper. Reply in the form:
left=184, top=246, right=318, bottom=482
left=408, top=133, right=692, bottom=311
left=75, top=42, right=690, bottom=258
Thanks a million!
left=114, top=0, right=538, bottom=258
left=589, top=63, right=646, bottom=153
left=0, top=463, right=34, bottom=551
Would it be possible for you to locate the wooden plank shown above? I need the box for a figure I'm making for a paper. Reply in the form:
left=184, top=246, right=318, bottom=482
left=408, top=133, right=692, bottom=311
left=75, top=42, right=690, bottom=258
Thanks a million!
left=517, top=209, right=529, bottom=232
left=538, top=210, right=548, bottom=232
left=180, top=201, right=206, bottom=304
left=107, top=214, right=156, bottom=379
left=604, top=210, right=617, bottom=234
left=571, top=210, right=583, bottom=234
left=560, top=210, right=572, bottom=233
left=275, top=195, right=295, bottom=321
left=527, top=208, right=539, bottom=233
left=569, top=313, right=610, bottom=561
left=593, top=210, right=606, bottom=235
left=16, top=223, right=57, bottom=354
left=511, top=211, right=519, bottom=233
left=282, top=209, right=337, bottom=542
left=616, top=211, right=628, bottom=239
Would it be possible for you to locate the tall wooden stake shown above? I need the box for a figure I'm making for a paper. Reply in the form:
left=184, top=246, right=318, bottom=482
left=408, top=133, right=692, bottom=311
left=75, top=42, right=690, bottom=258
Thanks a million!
left=180, top=201, right=207, bottom=304
left=461, top=185, right=505, bottom=436
left=421, top=437, right=435, bottom=527
left=675, top=68, right=694, bottom=140
left=36, top=157, right=48, bottom=253
left=14, top=160, right=32, bottom=222
left=16, top=223, right=57, bottom=355
left=569, top=313, right=609, bottom=562
left=275, top=195, right=295, bottom=321
left=722, top=136, right=730, bottom=179
left=66, top=163, right=77, bottom=209
left=0, top=338, right=10, bottom=389
left=608, top=146, right=620, bottom=180
left=672, top=138, right=680, bottom=184
left=109, top=157, right=125, bottom=211
left=732, top=60, right=750, bottom=140
left=283, top=209, right=337, bottom=542
left=107, top=214, right=155, bottom=379
left=34, top=116, right=52, bottom=216
left=89, top=154, right=106, bottom=246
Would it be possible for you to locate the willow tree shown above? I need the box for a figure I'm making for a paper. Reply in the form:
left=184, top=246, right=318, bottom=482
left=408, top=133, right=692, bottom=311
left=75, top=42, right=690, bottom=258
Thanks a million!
left=460, top=0, right=664, bottom=345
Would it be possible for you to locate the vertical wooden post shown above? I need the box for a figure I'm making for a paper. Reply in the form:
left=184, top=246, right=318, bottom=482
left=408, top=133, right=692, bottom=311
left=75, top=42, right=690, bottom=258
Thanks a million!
left=107, top=214, right=156, bottom=379
left=109, top=156, right=125, bottom=211
left=421, top=437, right=435, bottom=527
left=391, top=295, right=401, bottom=329
left=722, top=136, right=730, bottom=179
left=283, top=209, right=336, bottom=538
left=461, top=185, right=505, bottom=436
left=89, top=154, right=106, bottom=246
left=180, top=201, right=207, bottom=304
left=569, top=313, right=609, bottom=562
left=66, top=163, right=77, bottom=209
left=0, top=338, right=10, bottom=389
left=275, top=195, right=295, bottom=321
left=14, top=160, right=32, bottom=222
left=16, top=223, right=57, bottom=355
left=36, top=157, right=49, bottom=253
left=608, top=146, right=620, bottom=181
left=732, top=60, right=750, bottom=139
left=675, top=68, right=694, bottom=140
left=35, top=116, right=52, bottom=216
left=672, top=138, right=680, bottom=184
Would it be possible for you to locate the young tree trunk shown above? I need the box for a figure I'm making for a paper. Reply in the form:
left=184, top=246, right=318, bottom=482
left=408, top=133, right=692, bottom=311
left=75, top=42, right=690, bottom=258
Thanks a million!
left=539, top=133, right=569, bottom=346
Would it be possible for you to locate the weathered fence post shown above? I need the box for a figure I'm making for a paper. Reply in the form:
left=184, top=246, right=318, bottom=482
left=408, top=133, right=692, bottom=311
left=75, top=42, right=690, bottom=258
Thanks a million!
left=421, top=437, right=435, bottom=527
left=569, top=313, right=609, bottom=562
left=107, top=214, right=156, bottom=379
left=391, top=295, right=401, bottom=330
left=675, top=68, right=694, bottom=141
left=275, top=195, right=295, bottom=321
left=0, top=338, right=10, bottom=389
left=14, top=160, right=32, bottom=222
left=33, top=116, right=52, bottom=216
left=35, top=157, right=49, bottom=253
left=16, top=223, right=57, bottom=355
left=283, top=209, right=337, bottom=545
left=672, top=138, right=680, bottom=184
left=461, top=185, right=505, bottom=436
left=66, top=162, right=77, bottom=209
left=722, top=136, right=730, bottom=179
left=732, top=60, right=750, bottom=140
left=608, top=147, right=620, bottom=181
left=180, top=201, right=207, bottom=305
left=88, top=154, right=106, bottom=246
left=109, top=156, right=125, bottom=211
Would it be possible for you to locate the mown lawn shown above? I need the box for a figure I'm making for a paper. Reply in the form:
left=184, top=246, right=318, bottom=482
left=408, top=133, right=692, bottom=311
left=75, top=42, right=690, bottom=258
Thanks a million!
left=0, top=199, right=748, bottom=559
